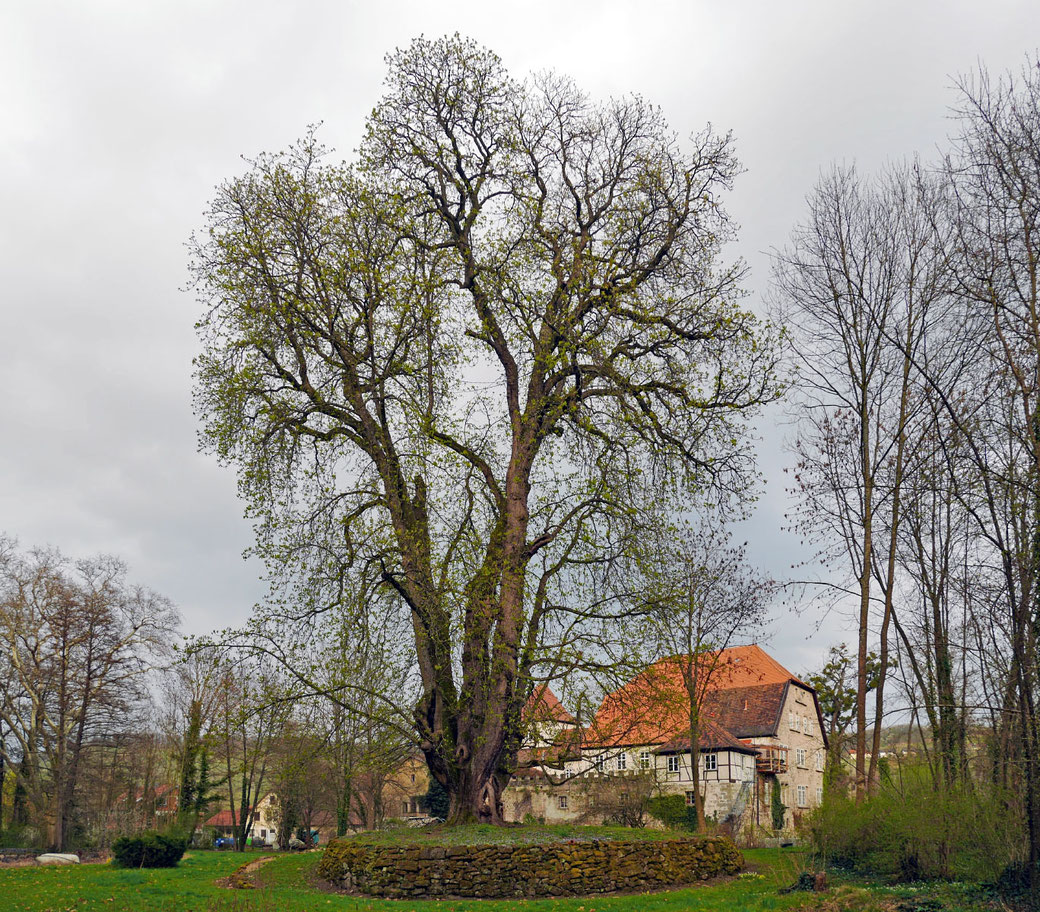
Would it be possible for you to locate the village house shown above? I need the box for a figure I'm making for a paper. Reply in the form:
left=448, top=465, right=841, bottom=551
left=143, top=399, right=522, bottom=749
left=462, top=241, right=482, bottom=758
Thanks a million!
left=384, top=753, right=431, bottom=822
left=202, top=793, right=341, bottom=846
left=203, top=793, right=280, bottom=845
left=504, top=645, right=827, bottom=834
left=198, top=753, right=433, bottom=846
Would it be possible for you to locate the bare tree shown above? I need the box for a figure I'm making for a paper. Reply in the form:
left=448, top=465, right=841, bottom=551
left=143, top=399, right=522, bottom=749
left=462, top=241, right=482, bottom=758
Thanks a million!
left=779, top=57, right=1040, bottom=887
left=921, top=57, right=1040, bottom=891
left=887, top=397, right=976, bottom=788
left=192, top=35, right=780, bottom=822
left=774, top=163, right=943, bottom=798
left=0, top=541, right=178, bottom=850
left=162, top=649, right=226, bottom=837
left=636, top=513, right=772, bottom=828
left=207, top=650, right=289, bottom=851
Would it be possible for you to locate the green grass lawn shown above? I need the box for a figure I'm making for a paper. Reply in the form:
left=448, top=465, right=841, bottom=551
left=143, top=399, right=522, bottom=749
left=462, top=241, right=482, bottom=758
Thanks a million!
left=0, top=844, right=1002, bottom=912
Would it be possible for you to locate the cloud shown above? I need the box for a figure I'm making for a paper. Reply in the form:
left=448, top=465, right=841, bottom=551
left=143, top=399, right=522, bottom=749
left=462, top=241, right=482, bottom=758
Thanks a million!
left=1, top=0, right=1037, bottom=668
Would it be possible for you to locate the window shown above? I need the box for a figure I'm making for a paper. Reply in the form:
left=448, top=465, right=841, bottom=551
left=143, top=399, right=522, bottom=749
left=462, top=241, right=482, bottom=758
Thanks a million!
left=815, top=751, right=825, bottom=772
left=703, top=751, right=718, bottom=772
left=639, top=750, right=651, bottom=770
left=616, top=752, right=627, bottom=771
left=796, top=748, right=807, bottom=768
left=789, top=710, right=800, bottom=732
left=816, top=787, right=824, bottom=805
left=558, top=795, right=568, bottom=810
left=594, top=755, right=607, bottom=772
left=803, top=715, right=812, bottom=736
left=797, top=785, right=808, bottom=807
left=684, top=791, right=696, bottom=807
left=667, top=755, right=681, bottom=774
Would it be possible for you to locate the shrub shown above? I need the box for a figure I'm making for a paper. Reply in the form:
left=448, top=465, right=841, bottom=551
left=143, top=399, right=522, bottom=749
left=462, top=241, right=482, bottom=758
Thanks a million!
left=647, top=794, right=697, bottom=831
left=420, top=779, right=449, bottom=818
left=810, top=764, right=1021, bottom=882
left=0, top=827, right=35, bottom=850
left=111, top=831, right=187, bottom=868
left=994, top=859, right=1039, bottom=899
left=192, top=826, right=218, bottom=849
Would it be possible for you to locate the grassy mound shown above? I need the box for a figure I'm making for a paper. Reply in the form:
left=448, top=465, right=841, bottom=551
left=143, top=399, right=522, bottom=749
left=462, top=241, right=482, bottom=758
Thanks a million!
left=341, top=822, right=682, bottom=846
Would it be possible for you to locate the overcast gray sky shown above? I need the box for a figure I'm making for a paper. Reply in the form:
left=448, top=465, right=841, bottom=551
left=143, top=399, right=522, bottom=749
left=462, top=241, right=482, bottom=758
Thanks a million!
left=2, top=0, right=1036, bottom=676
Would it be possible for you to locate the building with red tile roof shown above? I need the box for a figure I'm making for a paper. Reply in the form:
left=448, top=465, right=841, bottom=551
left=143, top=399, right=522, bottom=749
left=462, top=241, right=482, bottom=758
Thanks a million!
left=503, top=644, right=828, bottom=835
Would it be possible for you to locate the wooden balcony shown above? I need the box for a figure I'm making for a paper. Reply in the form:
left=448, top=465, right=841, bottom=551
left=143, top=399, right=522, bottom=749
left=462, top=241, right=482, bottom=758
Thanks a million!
left=755, top=746, right=788, bottom=773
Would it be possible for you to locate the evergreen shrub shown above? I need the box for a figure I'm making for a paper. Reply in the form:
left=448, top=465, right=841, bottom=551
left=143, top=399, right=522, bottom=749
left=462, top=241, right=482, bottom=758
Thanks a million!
left=111, top=831, right=187, bottom=868
left=647, top=794, right=697, bottom=831
left=420, top=779, right=449, bottom=818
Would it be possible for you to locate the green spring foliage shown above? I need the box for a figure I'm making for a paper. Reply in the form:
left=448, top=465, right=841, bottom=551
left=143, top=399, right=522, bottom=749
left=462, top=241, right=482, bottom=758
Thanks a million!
left=810, top=766, right=1021, bottom=882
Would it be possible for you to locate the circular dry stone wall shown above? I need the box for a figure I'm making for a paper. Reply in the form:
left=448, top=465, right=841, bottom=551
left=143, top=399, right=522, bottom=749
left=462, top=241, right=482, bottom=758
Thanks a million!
left=317, top=835, right=744, bottom=898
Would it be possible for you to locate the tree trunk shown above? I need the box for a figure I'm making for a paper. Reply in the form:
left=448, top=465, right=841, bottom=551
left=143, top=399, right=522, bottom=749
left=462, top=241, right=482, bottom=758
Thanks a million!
left=336, top=766, right=352, bottom=837
left=685, top=661, right=705, bottom=830
left=690, top=720, right=704, bottom=830
left=868, top=329, right=914, bottom=794
left=855, top=400, right=874, bottom=803
left=444, top=768, right=504, bottom=825
left=0, top=721, right=5, bottom=833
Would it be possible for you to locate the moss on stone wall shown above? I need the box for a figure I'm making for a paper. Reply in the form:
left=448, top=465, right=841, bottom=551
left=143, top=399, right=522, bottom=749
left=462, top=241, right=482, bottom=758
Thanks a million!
left=317, top=834, right=743, bottom=898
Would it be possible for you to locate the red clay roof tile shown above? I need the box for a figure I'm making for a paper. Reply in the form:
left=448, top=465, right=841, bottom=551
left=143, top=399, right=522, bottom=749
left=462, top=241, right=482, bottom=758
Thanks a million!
left=586, top=644, right=806, bottom=747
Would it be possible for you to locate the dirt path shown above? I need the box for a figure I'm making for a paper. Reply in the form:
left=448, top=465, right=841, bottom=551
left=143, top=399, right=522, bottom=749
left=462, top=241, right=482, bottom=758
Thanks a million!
left=217, top=853, right=278, bottom=889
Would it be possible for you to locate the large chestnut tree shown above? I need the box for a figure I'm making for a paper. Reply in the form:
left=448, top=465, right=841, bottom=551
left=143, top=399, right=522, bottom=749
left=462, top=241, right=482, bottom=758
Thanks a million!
left=192, top=35, right=778, bottom=823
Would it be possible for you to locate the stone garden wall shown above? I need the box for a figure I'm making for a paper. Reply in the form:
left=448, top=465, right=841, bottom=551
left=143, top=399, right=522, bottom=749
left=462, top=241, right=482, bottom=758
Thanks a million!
left=0, top=849, right=39, bottom=864
left=317, top=835, right=743, bottom=898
